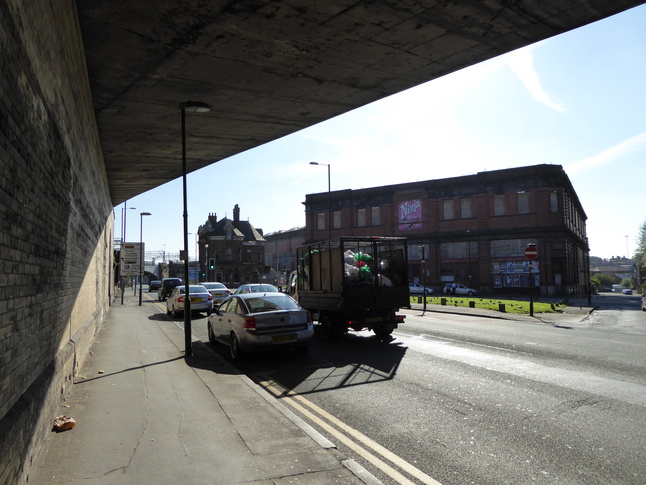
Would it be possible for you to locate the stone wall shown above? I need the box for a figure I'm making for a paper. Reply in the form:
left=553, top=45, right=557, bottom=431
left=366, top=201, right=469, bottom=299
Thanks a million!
left=0, top=1, right=113, bottom=484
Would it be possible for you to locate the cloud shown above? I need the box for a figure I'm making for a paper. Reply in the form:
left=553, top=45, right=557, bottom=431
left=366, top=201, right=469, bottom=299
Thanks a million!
left=506, top=47, right=567, bottom=113
left=565, top=131, right=646, bottom=174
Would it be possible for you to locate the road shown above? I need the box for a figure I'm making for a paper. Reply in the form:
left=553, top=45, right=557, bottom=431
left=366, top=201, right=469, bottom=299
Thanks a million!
left=150, top=291, right=646, bottom=484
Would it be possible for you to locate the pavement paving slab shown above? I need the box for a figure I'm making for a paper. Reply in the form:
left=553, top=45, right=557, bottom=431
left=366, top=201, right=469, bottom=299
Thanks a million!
left=29, top=295, right=371, bottom=485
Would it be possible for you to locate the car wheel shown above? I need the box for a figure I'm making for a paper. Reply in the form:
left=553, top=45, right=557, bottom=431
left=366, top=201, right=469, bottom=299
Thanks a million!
left=230, top=333, right=244, bottom=360
left=467, top=291, right=474, bottom=296
left=207, top=322, right=216, bottom=344
left=173, top=306, right=181, bottom=319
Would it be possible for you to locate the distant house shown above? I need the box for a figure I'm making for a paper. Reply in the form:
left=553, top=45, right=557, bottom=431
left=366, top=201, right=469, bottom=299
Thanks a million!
left=197, top=205, right=266, bottom=285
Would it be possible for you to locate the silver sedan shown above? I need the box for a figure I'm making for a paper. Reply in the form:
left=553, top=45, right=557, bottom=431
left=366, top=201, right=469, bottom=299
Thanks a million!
left=207, top=292, right=313, bottom=360
left=166, top=285, right=213, bottom=318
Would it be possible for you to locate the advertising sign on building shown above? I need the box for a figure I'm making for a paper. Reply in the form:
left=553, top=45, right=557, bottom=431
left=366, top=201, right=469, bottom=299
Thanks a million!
left=120, top=242, right=143, bottom=276
left=398, top=199, right=422, bottom=231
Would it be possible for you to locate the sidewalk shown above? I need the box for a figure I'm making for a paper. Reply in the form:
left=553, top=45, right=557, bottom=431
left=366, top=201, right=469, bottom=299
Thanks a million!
left=30, top=295, right=376, bottom=485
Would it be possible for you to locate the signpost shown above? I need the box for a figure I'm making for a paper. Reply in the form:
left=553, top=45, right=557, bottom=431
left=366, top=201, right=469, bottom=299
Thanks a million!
left=120, top=243, right=142, bottom=304
left=525, top=244, right=538, bottom=316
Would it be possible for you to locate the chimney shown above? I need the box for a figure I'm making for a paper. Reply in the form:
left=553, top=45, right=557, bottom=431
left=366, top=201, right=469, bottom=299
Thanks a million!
left=208, top=213, right=217, bottom=224
left=233, top=204, right=240, bottom=224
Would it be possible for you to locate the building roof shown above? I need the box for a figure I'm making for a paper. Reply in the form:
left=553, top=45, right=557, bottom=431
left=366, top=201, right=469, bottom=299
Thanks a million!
left=198, top=204, right=266, bottom=243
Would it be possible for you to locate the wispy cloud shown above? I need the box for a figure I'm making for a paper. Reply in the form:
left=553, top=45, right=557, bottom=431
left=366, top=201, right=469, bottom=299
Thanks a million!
left=565, top=131, right=646, bottom=174
left=506, top=47, right=567, bottom=113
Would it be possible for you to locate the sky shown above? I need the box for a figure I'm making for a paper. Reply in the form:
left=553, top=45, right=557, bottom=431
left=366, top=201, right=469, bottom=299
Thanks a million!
left=119, top=5, right=646, bottom=262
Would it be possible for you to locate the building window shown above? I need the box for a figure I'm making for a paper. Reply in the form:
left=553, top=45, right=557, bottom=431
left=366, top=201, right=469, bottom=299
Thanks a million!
left=518, top=192, right=529, bottom=214
left=317, top=212, right=326, bottom=231
left=494, top=194, right=506, bottom=216
left=371, top=206, right=380, bottom=226
left=357, top=208, right=366, bottom=227
left=461, top=198, right=472, bottom=219
left=333, top=210, right=341, bottom=229
left=550, top=192, right=558, bottom=213
left=443, top=200, right=454, bottom=220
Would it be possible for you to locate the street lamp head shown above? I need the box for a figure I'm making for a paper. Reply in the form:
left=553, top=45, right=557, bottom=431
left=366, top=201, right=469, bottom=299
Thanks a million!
left=309, top=161, right=318, bottom=166
left=179, top=100, right=212, bottom=113
left=140, top=212, right=151, bottom=216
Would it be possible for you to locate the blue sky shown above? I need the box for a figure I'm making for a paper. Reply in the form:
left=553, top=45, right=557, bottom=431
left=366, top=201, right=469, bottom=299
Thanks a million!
left=121, top=5, right=646, bottom=261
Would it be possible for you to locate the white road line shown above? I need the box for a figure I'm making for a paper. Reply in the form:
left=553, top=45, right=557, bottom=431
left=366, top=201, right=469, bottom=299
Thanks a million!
left=260, top=379, right=442, bottom=485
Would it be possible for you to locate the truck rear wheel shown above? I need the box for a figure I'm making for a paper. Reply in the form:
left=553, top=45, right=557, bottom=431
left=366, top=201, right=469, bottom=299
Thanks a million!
left=373, top=326, right=394, bottom=338
left=320, top=314, right=345, bottom=340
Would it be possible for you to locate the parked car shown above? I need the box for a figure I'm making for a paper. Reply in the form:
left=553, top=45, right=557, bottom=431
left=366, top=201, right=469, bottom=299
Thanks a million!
left=148, top=280, right=161, bottom=292
left=166, top=285, right=213, bottom=318
left=409, top=283, right=434, bottom=295
left=200, top=282, right=231, bottom=306
left=443, top=283, right=479, bottom=296
left=234, top=283, right=279, bottom=295
left=207, top=292, right=314, bottom=360
left=622, top=288, right=633, bottom=295
left=158, top=278, right=183, bottom=301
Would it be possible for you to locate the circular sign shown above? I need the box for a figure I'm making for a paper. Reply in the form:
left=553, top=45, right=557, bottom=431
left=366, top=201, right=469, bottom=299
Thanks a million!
left=524, top=246, right=538, bottom=260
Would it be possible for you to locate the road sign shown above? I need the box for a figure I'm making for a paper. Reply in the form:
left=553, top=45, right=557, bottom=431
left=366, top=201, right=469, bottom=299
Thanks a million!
left=120, top=242, right=143, bottom=276
left=524, top=245, right=538, bottom=260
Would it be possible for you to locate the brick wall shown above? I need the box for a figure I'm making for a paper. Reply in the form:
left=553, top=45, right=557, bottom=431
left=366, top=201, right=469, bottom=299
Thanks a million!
left=0, top=2, right=113, bottom=484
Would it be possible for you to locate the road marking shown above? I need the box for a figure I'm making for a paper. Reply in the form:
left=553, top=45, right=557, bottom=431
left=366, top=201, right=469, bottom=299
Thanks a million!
left=259, top=378, right=442, bottom=485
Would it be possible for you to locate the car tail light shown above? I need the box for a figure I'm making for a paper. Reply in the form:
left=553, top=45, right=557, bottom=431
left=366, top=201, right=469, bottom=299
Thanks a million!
left=396, top=314, right=406, bottom=323
left=177, top=296, right=185, bottom=303
left=208, top=294, right=213, bottom=301
left=226, top=289, right=231, bottom=295
left=243, top=316, right=256, bottom=330
left=307, top=311, right=313, bottom=324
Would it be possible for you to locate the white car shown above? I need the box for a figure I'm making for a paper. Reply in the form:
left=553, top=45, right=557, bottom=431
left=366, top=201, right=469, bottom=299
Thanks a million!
left=444, top=283, right=479, bottom=296
left=200, top=282, right=231, bottom=306
left=166, top=285, right=213, bottom=318
left=207, top=292, right=313, bottom=360
left=408, top=283, right=434, bottom=295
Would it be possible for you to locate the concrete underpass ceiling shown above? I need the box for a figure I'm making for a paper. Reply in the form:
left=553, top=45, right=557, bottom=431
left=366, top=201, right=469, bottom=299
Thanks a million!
left=76, top=0, right=645, bottom=206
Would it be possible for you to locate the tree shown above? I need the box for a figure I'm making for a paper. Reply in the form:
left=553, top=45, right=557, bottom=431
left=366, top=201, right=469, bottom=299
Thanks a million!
left=636, top=221, right=646, bottom=290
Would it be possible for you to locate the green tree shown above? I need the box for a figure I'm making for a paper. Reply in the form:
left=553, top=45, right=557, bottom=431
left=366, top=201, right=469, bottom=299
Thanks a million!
left=636, top=221, right=646, bottom=290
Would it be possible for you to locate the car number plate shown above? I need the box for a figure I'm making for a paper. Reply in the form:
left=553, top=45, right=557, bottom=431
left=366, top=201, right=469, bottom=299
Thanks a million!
left=366, top=317, right=384, bottom=323
left=272, top=334, right=296, bottom=343
left=190, top=297, right=202, bottom=303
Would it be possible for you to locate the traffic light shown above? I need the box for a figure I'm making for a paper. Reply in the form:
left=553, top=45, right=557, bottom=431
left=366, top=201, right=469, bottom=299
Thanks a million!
left=208, top=258, right=215, bottom=270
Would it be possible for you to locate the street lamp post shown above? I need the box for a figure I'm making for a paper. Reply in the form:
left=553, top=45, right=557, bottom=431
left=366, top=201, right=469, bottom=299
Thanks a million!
left=139, top=212, right=151, bottom=306
left=309, top=162, right=331, bottom=241
left=467, top=230, right=472, bottom=287
left=418, top=245, right=427, bottom=313
left=180, top=100, right=211, bottom=357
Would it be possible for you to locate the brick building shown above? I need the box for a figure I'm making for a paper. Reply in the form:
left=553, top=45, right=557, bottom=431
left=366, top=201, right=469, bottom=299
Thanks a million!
left=197, top=205, right=266, bottom=285
left=304, top=164, right=590, bottom=297
left=263, top=228, right=306, bottom=287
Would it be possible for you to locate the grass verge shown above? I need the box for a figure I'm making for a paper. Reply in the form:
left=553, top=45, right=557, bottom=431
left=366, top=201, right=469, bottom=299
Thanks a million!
left=410, top=296, right=567, bottom=315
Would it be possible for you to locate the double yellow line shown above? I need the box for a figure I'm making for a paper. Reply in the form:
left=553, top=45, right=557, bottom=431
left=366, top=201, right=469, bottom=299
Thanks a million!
left=258, top=378, right=442, bottom=485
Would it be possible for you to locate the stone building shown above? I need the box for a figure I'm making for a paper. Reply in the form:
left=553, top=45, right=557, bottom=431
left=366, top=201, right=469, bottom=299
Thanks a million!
left=197, top=205, right=266, bottom=286
left=304, top=164, right=590, bottom=297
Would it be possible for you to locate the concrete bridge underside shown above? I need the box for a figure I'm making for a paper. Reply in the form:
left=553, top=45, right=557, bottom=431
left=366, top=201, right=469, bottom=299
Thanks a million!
left=77, top=0, right=645, bottom=205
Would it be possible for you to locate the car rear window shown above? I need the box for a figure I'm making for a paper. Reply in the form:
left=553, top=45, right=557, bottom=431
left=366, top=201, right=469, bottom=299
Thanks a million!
left=244, top=294, right=299, bottom=313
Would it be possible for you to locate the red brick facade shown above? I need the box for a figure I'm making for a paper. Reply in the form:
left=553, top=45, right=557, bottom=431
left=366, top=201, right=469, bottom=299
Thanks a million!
left=304, top=164, right=589, bottom=297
